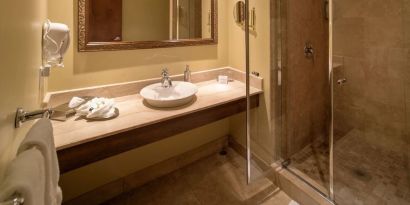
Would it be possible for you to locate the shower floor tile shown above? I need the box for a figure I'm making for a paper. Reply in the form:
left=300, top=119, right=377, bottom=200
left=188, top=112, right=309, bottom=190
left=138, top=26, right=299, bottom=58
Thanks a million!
left=289, top=139, right=330, bottom=190
left=103, top=148, right=295, bottom=205
left=289, top=129, right=410, bottom=205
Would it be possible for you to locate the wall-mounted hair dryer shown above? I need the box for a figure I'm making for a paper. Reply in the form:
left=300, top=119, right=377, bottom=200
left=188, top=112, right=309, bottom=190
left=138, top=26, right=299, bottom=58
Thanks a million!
left=41, top=20, right=70, bottom=76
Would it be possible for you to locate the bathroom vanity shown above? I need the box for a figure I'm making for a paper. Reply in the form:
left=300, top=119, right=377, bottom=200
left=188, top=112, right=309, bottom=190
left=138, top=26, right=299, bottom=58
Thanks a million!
left=45, top=68, right=263, bottom=173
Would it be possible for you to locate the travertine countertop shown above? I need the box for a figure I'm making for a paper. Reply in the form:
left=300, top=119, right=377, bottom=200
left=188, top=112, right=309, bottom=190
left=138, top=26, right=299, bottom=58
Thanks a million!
left=52, top=79, right=262, bottom=150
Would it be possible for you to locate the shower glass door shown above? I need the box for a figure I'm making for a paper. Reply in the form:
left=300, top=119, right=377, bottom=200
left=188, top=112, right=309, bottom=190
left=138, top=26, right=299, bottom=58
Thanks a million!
left=332, top=0, right=410, bottom=204
left=278, top=0, right=332, bottom=198
left=241, top=0, right=282, bottom=187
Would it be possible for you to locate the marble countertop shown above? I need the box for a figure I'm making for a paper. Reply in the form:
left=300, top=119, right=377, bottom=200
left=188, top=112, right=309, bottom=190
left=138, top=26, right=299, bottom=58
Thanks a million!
left=52, top=79, right=262, bottom=150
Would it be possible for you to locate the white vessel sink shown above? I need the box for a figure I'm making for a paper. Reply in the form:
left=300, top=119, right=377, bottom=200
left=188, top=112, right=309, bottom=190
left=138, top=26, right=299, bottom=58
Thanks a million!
left=140, top=81, right=198, bottom=108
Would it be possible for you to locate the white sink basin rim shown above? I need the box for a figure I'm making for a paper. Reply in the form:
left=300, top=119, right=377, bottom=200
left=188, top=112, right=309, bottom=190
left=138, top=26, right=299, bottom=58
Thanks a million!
left=140, top=81, right=198, bottom=108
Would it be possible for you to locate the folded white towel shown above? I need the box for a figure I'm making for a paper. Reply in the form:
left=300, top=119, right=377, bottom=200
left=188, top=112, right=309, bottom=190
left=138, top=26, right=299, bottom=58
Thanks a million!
left=76, top=97, right=116, bottom=119
left=68, top=96, right=86, bottom=108
left=18, top=119, right=62, bottom=205
left=0, top=148, right=46, bottom=205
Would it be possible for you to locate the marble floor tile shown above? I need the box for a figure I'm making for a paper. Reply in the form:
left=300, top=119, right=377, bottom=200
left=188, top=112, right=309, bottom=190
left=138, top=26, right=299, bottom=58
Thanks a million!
left=260, top=190, right=297, bottom=205
left=103, top=148, right=294, bottom=205
left=288, top=129, right=410, bottom=205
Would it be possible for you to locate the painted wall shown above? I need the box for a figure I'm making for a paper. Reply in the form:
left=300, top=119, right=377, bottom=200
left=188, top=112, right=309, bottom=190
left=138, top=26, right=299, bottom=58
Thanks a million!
left=60, top=119, right=229, bottom=201
left=333, top=0, right=409, bottom=151
left=0, top=1, right=47, bottom=179
left=47, top=0, right=228, bottom=92
left=122, top=0, right=170, bottom=41
left=46, top=0, right=232, bottom=201
left=0, top=0, right=275, bottom=201
left=46, top=0, right=276, bottom=200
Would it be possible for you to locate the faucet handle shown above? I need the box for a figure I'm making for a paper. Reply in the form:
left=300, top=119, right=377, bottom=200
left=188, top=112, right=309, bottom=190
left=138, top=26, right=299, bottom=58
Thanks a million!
left=162, top=68, right=170, bottom=77
left=162, top=68, right=169, bottom=73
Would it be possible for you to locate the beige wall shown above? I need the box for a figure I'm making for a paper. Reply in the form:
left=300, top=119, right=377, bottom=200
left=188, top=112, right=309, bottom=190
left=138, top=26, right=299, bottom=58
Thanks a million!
left=122, top=0, right=170, bottom=41
left=47, top=0, right=228, bottom=92
left=46, top=0, right=233, bottom=201
left=333, top=0, right=409, bottom=147
left=228, top=0, right=275, bottom=165
left=0, top=0, right=276, bottom=201
left=0, top=1, right=47, bottom=179
left=60, top=119, right=229, bottom=201
left=46, top=0, right=276, bottom=200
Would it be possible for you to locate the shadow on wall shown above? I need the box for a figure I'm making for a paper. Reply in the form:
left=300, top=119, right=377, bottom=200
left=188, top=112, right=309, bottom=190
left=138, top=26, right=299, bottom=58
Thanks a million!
left=73, top=45, right=218, bottom=74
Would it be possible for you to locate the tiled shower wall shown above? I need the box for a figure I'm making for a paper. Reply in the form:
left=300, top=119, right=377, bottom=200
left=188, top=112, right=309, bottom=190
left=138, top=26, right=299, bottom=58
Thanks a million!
left=333, top=0, right=410, bottom=150
left=283, top=0, right=330, bottom=156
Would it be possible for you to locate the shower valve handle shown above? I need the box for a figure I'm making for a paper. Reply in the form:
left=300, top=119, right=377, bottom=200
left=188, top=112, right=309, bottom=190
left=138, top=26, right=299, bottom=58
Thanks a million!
left=337, top=78, right=347, bottom=85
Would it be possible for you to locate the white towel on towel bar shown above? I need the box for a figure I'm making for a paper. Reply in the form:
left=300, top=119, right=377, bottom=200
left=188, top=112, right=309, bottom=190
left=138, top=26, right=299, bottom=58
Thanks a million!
left=0, top=148, right=46, bottom=205
left=18, top=119, right=62, bottom=205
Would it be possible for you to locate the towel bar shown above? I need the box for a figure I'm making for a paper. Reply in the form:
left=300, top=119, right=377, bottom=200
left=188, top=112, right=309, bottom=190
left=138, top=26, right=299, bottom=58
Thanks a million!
left=15, top=107, right=53, bottom=128
left=0, top=195, right=24, bottom=205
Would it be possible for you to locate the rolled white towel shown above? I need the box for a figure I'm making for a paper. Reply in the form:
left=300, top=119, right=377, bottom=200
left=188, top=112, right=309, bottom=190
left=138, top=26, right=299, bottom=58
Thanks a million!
left=0, top=148, right=46, bottom=205
left=18, top=119, right=61, bottom=205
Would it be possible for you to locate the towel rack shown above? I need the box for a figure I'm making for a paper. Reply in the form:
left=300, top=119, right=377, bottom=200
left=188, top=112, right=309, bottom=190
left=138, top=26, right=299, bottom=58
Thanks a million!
left=0, top=195, right=24, bottom=205
left=15, top=107, right=53, bottom=128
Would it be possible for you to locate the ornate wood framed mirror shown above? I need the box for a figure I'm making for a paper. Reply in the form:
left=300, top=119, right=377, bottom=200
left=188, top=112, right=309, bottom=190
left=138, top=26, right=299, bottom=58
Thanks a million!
left=78, top=0, right=218, bottom=51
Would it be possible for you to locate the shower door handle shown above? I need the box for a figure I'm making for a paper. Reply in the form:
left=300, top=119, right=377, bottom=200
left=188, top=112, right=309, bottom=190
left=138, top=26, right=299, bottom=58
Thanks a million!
left=337, top=78, right=347, bottom=85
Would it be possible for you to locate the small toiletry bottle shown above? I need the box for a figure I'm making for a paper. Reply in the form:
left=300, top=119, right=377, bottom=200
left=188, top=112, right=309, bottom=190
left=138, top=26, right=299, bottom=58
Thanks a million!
left=184, top=65, right=192, bottom=82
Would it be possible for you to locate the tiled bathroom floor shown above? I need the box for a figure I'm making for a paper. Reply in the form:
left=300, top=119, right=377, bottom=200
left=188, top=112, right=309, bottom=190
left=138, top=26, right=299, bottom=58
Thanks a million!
left=289, top=129, right=410, bottom=205
left=103, top=148, right=297, bottom=205
left=289, top=139, right=330, bottom=190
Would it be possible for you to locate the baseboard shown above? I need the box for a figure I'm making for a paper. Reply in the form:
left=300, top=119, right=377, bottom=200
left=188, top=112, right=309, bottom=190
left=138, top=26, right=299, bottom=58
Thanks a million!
left=63, top=136, right=228, bottom=205
left=227, top=136, right=272, bottom=171
left=227, top=136, right=278, bottom=183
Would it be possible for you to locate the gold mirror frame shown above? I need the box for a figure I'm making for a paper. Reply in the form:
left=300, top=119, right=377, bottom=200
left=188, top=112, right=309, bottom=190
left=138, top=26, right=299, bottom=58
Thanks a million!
left=78, top=0, right=218, bottom=52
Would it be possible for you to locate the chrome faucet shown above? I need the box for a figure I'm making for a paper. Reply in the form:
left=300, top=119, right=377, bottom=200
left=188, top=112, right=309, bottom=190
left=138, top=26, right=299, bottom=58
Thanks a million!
left=161, top=68, right=172, bottom=88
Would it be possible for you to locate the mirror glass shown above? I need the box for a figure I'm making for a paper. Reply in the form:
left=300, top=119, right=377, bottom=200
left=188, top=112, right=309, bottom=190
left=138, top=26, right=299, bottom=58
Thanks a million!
left=87, top=0, right=214, bottom=42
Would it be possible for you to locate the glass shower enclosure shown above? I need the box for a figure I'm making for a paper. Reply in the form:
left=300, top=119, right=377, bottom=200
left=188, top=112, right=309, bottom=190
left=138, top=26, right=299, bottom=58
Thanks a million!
left=331, top=0, right=410, bottom=204
left=251, top=0, right=410, bottom=204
